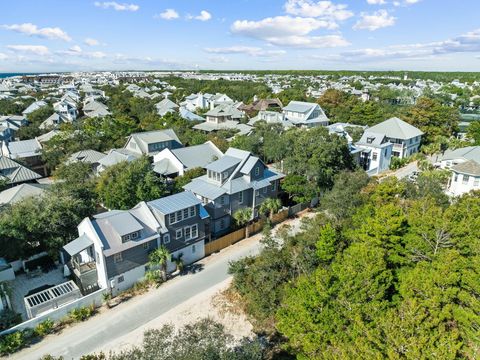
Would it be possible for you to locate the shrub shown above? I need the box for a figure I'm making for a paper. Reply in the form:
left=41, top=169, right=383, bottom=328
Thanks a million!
left=34, top=319, right=55, bottom=337
left=68, top=305, right=95, bottom=322
left=0, top=331, right=26, bottom=355
left=0, top=309, right=22, bottom=331
left=389, top=156, right=409, bottom=170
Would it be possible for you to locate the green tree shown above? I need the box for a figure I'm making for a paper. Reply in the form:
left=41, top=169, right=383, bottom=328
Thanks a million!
left=466, top=120, right=480, bottom=145
left=259, top=198, right=282, bottom=220
left=96, top=157, right=166, bottom=210
left=233, top=208, right=252, bottom=237
left=148, top=245, right=171, bottom=282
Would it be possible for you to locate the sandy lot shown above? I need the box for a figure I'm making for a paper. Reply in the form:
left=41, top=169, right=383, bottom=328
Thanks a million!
left=95, top=277, right=253, bottom=355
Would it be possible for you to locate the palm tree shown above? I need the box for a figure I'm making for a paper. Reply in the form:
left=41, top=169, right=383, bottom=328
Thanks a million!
left=233, top=208, right=253, bottom=237
left=259, top=198, right=282, bottom=220
left=149, top=245, right=171, bottom=282
left=172, top=252, right=184, bottom=274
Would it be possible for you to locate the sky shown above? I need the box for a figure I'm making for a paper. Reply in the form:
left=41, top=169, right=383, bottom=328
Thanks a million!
left=1, top=0, right=480, bottom=72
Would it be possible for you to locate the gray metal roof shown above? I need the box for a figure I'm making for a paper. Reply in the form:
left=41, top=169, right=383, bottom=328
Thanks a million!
left=6, top=139, right=42, bottom=158
left=357, top=131, right=389, bottom=147
left=241, top=156, right=261, bottom=174
left=183, top=177, right=227, bottom=199
left=148, top=191, right=201, bottom=215
left=0, top=183, right=46, bottom=206
left=206, top=155, right=241, bottom=172
left=283, top=101, right=317, bottom=113
left=442, top=146, right=480, bottom=162
left=63, top=234, right=93, bottom=256
left=105, top=212, right=144, bottom=237
left=152, top=158, right=178, bottom=176
left=171, top=141, right=223, bottom=170
left=129, top=129, right=181, bottom=154
left=68, top=149, right=106, bottom=164
left=0, top=156, right=42, bottom=184
left=368, top=117, right=423, bottom=140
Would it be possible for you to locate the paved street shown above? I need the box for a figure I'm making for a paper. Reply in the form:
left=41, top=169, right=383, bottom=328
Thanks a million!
left=11, top=213, right=311, bottom=360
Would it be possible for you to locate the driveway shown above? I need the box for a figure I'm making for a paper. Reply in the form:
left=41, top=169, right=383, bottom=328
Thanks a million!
left=11, top=212, right=312, bottom=360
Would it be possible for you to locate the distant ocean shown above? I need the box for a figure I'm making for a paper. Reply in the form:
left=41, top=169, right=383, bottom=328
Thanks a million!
left=0, top=73, right=36, bottom=79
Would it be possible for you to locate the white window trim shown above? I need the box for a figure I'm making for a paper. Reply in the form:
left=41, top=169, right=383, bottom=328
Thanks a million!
left=238, top=191, right=244, bottom=204
left=163, top=234, right=170, bottom=244
left=176, top=229, right=183, bottom=239
left=184, top=224, right=198, bottom=241
left=114, top=252, right=123, bottom=263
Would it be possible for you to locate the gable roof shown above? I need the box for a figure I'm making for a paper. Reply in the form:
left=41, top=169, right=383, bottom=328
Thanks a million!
left=205, top=155, right=242, bottom=173
left=171, top=141, right=222, bottom=170
left=368, top=117, right=423, bottom=140
left=68, top=150, right=106, bottom=164
left=126, top=129, right=182, bottom=154
left=5, top=138, right=42, bottom=158
left=148, top=191, right=201, bottom=215
left=441, top=146, right=480, bottom=162
left=0, top=156, right=42, bottom=184
left=356, top=131, right=391, bottom=147
left=283, top=101, right=318, bottom=113
left=0, top=183, right=46, bottom=206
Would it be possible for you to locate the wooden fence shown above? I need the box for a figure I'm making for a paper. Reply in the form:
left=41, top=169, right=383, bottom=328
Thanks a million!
left=205, top=227, right=245, bottom=256
left=204, top=205, right=309, bottom=257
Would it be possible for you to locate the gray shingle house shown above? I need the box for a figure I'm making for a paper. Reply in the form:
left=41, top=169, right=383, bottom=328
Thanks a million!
left=62, top=191, right=209, bottom=295
left=183, top=148, right=284, bottom=237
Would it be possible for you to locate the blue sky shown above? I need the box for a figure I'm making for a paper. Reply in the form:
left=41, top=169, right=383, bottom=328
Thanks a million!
left=0, top=0, right=479, bottom=72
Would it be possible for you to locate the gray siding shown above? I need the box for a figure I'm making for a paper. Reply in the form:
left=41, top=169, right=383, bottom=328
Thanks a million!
left=105, top=239, right=157, bottom=278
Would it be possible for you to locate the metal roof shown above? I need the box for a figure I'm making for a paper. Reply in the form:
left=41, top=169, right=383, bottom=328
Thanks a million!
left=442, top=146, right=480, bottom=162
left=206, top=155, right=241, bottom=172
left=152, top=158, right=178, bottom=176
left=0, top=156, right=41, bottom=184
left=63, top=234, right=93, bottom=256
left=148, top=190, right=201, bottom=215
left=68, top=149, right=106, bottom=164
left=105, top=212, right=144, bottom=237
left=283, top=101, right=317, bottom=113
left=0, top=183, right=46, bottom=206
left=6, top=139, right=42, bottom=158
left=171, top=141, right=223, bottom=170
left=183, top=177, right=227, bottom=199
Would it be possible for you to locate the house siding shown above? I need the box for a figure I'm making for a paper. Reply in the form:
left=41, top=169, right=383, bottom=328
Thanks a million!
left=105, top=239, right=157, bottom=278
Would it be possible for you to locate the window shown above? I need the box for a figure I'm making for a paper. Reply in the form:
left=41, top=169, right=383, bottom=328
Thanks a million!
left=114, top=252, right=123, bottom=263
left=184, top=224, right=198, bottom=241
left=474, top=178, right=480, bottom=187
left=220, top=196, right=225, bottom=205
left=254, top=167, right=260, bottom=176
left=131, top=231, right=139, bottom=240
left=118, top=275, right=124, bottom=283
left=220, top=219, right=225, bottom=229
left=163, top=234, right=170, bottom=244
left=263, top=187, right=268, bottom=194
left=176, top=229, right=182, bottom=239
left=183, top=208, right=189, bottom=219
left=176, top=210, right=183, bottom=222
left=190, top=206, right=195, bottom=217
left=372, top=153, right=378, bottom=161
left=255, top=190, right=259, bottom=197
left=271, top=181, right=276, bottom=191
left=454, top=174, right=459, bottom=182
left=238, top=191, right=244, bottom=204
left=143, top=242, right=150, bottom=250
left=169, top=213, right=175, bottom=224
left=192, top=245, right=196, bottom=254
left=463, top=175, right=470, bottom=185
left=223, top=171, right=229, bottom=179
left=367, top=137, right=374, bottom=144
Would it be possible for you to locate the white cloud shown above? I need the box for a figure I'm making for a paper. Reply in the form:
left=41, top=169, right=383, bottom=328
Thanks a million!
left=353, top=10, right=395, bottom=31
left=156, top=9, right=179, bottom=20
left=7, top=45, right=50, bottom=56
left=394, top=0, right=421, bottom=6
left=94, top=2, right=139, bottom=11
left=2, top=23, right=71, bottom=41
left=204, top=46, right=286, bottom=57
left=0, top=53, right=7, bottom=60
left=209, top=56, right=229, bottom=63
left=84, top=38, right=100, bottom=46
left=188, top=10, right=212, bottom=21
left=367, top=0, right=386, bottom=4
left=56, top=45, right=106, bottom=58
left=284, top=0, right=353, bottom=21
left=231, top=16, right=348, bottom=48
left=326, top=28, right=480, bottom=63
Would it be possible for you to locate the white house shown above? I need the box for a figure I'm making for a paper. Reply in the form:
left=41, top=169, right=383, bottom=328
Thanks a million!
left=438, top=146, right=480, bottom=169
left=53, top=100, right=77, bottom=122
left=367, top=117, right=423, bottom=158
left=447, top=160, right=480, bottom=196
left=354, top=131, right=393, bottom=175
left=282, top=101, right=329, bottom=128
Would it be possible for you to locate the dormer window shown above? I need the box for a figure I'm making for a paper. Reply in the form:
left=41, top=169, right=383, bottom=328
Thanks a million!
left=367, top=137, right=375, bottom=144
left=254, top=167, right=260, bottom=176
left=122, top=231, right=140, bottom=243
